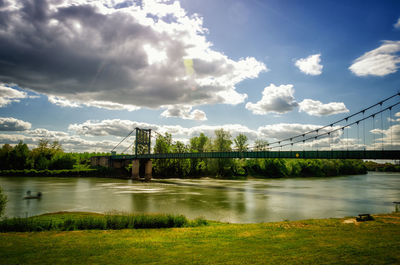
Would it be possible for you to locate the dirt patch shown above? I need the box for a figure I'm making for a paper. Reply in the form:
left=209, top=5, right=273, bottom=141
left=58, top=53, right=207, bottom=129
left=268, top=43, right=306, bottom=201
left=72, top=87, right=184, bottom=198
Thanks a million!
left=343, top=218, right=359, bottom=225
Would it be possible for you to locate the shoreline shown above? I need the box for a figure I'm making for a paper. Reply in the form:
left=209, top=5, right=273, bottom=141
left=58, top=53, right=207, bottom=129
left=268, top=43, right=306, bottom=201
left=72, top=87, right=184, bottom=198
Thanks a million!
left=0, top=212, right=399, bottom=264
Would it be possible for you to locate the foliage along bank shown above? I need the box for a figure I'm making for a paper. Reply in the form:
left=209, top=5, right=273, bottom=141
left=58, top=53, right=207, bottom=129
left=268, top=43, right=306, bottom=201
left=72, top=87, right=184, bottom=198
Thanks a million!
left=0, top=129, right=368, bottom=179
left=150, top=129, right=367, bottom=178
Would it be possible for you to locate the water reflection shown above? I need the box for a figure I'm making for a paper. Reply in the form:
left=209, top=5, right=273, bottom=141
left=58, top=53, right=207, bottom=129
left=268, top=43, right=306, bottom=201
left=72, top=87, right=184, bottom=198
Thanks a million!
left=0, top=172, right=399, bottom=223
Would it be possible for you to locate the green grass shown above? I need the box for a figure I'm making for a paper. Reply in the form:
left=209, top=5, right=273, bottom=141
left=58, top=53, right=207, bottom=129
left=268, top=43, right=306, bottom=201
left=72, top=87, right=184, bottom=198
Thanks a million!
left=0, top=212, right=206, bottom=232
left=0, top=213, right=399, bottom=264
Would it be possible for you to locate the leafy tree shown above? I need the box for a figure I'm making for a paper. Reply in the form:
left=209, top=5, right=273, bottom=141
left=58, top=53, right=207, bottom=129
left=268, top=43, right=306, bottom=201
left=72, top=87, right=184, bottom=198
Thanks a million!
left=0, top=144, right=12, bottom=169
left=0, top=186, right=7, bottom=218
left=234, top=134, right=248, bottom=152
left=190, top=133, right=209, bottom=153
left=9, top=141, right=30, bottom=170
left=189, top=133, right=210, bottom=176
left=153, top=133, right=173, bottom=177
left=254, top=139, right=269, bottom=151
left=211, top=129, right=233, bottom=177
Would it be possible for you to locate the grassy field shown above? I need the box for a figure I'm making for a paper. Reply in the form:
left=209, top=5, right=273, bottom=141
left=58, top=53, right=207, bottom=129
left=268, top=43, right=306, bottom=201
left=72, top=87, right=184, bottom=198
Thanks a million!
left=0, top=212, right=399, bottom=264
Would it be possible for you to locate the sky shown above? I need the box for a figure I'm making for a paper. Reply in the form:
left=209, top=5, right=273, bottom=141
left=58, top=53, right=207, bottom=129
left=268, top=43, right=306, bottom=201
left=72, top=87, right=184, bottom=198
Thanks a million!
left=1, top=0, right=400, bottom=152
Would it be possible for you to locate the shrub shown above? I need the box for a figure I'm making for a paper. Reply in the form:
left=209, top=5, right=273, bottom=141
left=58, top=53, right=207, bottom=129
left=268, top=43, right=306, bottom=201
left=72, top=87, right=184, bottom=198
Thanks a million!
left=0, top=186, right=7, bottom=218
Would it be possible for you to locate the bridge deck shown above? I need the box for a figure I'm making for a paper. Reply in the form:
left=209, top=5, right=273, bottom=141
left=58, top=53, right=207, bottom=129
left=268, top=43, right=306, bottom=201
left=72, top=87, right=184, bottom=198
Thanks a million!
left=110, top=150, right=400, bottom=160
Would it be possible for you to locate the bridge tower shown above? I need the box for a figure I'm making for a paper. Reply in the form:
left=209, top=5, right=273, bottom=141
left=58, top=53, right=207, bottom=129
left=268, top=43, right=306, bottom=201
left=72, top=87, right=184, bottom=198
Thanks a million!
left=132, top=128, right=152, bottom=181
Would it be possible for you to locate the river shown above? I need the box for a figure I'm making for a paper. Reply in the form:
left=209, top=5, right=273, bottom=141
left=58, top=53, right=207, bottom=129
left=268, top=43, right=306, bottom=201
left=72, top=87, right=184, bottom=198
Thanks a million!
left=0, top=172, right=399, bottom=223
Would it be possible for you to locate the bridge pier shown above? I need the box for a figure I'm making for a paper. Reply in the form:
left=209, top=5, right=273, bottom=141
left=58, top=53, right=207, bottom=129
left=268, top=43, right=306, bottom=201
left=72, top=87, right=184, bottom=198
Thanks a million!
left=145, top=160, right=152, bottom=181
left=132, top=159, right=140, bottom=180
left=131, top=159, right=152, bottom=181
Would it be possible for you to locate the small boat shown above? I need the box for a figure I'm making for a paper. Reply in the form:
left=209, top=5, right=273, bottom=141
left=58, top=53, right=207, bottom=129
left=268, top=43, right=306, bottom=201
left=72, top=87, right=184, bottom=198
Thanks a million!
left=23, top=191, right=42, bottom=200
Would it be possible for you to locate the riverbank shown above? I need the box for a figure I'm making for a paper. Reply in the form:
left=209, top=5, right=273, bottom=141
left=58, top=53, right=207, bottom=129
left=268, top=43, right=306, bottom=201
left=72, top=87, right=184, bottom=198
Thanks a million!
left=0, top=212, right=399, bottom=264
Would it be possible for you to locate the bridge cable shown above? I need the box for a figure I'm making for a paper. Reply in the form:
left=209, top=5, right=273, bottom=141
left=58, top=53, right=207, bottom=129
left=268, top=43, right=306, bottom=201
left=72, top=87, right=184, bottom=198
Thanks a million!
left=363, top=111, right=366, bottom=150
left=111, top=128, right=135, bottom=153
left=381, top=103, right=384, bottom=150
left=390, top=107, right=393, bottom=149
left=262, top=92, right=400, bottom=149
left=268, top=100, right=400, bottom=150
left=373, top=115, right=375, bottom=151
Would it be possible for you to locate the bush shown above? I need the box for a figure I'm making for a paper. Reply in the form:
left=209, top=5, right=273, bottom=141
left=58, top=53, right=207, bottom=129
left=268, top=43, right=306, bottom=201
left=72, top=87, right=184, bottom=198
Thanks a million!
left=0, top=186, right=7, bottom=218
left=0, top=213, right=203, bottom=232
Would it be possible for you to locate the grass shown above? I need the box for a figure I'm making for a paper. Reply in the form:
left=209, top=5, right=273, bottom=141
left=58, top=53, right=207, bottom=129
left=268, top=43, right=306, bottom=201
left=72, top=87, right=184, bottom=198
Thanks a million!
left=0, top=212, right=207, bottom=232
left=0, top=212, right=399, bottom=264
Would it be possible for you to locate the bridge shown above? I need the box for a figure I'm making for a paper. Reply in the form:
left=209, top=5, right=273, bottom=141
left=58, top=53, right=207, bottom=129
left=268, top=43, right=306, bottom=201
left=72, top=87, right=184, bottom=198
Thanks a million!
left=91, top=93, right=400, bottom=180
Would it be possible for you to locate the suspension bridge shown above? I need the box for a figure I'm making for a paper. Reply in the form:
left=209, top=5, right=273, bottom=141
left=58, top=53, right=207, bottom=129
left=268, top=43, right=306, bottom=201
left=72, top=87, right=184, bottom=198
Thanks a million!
left=91, top=93, right=400, bottom=179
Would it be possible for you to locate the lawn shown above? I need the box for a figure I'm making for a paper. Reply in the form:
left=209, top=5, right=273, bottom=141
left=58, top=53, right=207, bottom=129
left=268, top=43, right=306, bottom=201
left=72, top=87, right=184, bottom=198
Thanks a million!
left=0, top=212, right=399, bottom=264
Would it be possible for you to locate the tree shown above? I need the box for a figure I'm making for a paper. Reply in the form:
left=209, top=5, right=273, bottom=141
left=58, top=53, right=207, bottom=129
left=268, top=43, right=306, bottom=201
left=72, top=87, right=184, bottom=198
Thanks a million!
left=211, top=129, right=233, bottom=177
left=254, top=139, right=269, bottom=151
left=213, top=129, right=232, bottom=152
left=189, top=133, right=210, bottom=176
left=190, top=133, right=209, bottom=153
left=234, top=134, right=248, bottom=152
left=0, top=186, right=7, bottom=218
left=9, top=141, right=30, bottom=170
left=0, top=144, right=12, bottom=169
left=153, top=133, right=173, bottom=177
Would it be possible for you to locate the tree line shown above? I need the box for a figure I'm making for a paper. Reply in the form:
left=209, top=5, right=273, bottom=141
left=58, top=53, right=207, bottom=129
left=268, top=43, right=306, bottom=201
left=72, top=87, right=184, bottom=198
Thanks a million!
left=150, top=129, right=367, bottom=178
left=0, top=140, right=102, bottom=171
left=0, top=129, right=368, bottom=178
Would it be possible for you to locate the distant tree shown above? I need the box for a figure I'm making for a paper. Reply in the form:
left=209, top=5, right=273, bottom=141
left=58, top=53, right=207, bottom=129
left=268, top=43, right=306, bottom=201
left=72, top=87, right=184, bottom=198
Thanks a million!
left=0, top=144, right=12, bottom=169
left=9, top=141, right=30, bottom=170
left=153, top=133, right=173, bottom=177
left=0, top=186, right=7, bottom=218
left=189, top=133, right=210, bottom=176
left=213, top=129, right=232, bottom=152
left=211, top=129, right=233, bottom=177
left=234, top=134, right=248, bottom=152
left=254, top=139, right=269, bottom=151
left=190, top=133, right=209, bottom=153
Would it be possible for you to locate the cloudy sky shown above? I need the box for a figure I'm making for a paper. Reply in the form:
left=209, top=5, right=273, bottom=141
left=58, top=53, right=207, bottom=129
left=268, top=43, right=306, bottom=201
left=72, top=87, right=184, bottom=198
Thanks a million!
left=1, top=0, right=400, bottom=152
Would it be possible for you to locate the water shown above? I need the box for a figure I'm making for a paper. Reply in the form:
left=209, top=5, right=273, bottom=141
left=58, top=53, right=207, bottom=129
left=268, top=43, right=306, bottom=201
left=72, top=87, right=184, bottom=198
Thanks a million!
left=0, top=172, right=399, bottom=223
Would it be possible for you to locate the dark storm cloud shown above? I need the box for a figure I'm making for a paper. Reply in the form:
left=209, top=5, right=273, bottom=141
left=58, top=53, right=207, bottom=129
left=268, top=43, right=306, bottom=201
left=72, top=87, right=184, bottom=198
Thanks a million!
left=0, top=0, right=266, bottom=110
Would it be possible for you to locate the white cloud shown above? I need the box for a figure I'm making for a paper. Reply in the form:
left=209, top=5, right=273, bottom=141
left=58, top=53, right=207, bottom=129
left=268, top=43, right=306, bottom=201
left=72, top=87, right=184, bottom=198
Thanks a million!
left=161, top=105, right=207, bottom=120
left=0, top=117, right=31, bottom=131
left=349, top=40, right=400, bottom=76
left=0, top=0, right=266, bottom=114
left=394, top=18, right=400, bottom=29
left=258, top=123, right=342, bottom=141
left=0, top=85, right=27, bottom=107
left=245, top=84, right=298, bottom=115
left=298, top=99, right=349, bottom=116
left=294, top=54, right=323, bottom=75
left=48, top=95, right=140, bottom=111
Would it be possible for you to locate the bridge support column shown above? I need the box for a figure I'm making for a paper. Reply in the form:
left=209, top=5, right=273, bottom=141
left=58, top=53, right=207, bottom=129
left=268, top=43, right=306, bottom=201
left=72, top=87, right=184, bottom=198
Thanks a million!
left=132, top=159, right=140, bottom=180
left=144, top=160, right=152, bottom=181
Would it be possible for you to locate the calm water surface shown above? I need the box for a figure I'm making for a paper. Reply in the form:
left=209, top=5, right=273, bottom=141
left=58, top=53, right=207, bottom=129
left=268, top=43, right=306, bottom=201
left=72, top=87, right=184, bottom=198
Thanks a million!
left=0, top=172, right=399, bottom=223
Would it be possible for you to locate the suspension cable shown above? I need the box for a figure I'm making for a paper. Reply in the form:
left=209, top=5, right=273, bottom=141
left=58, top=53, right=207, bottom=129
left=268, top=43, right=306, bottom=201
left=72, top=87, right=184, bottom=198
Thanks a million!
left=111, top=128, right=136, bottom=153
left=261, top=92, right=400, bottom=149
left=269, top=100, right=400, bottom=149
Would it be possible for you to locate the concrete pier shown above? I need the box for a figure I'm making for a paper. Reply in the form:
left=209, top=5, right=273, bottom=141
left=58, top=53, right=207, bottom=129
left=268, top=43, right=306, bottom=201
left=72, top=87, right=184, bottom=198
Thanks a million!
left=145, top=160, right=152, bottom=181
left=132, top=159, right=140, bottom=180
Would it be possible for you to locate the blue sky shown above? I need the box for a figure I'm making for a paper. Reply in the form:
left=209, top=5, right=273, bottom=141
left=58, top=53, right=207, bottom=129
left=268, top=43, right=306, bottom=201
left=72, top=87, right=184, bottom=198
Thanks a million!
left=0, top=0, right=400, bottom=152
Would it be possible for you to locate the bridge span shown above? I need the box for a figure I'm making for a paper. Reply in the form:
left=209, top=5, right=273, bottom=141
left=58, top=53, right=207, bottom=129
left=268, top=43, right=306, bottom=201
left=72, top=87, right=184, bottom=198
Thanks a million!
left=91, top=93, right=400, bottom=180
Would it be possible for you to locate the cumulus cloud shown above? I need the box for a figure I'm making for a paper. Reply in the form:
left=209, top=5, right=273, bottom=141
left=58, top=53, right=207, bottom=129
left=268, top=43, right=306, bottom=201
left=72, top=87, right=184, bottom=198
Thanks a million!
left=0, top=85, right=27, bottom=107
left=349, top=41, right=400, bottom=76
left=294, top=54, right=323, bottom=75
left=258, top=123, right=341, bottom=141
left=245, top=84, right=298, bottom=115
left=0, top=117, right=31, bottom=131
left=48, top=95, right=140, bottom=111
left=0, top=0, right=266, bottom=113
left=161, top=105, right=207, bottom=120
left=394, top=18, right=400, bottom=29
left=298, top=99, right=349, bottom=116
left=69, top=119, right=259, bottom=140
